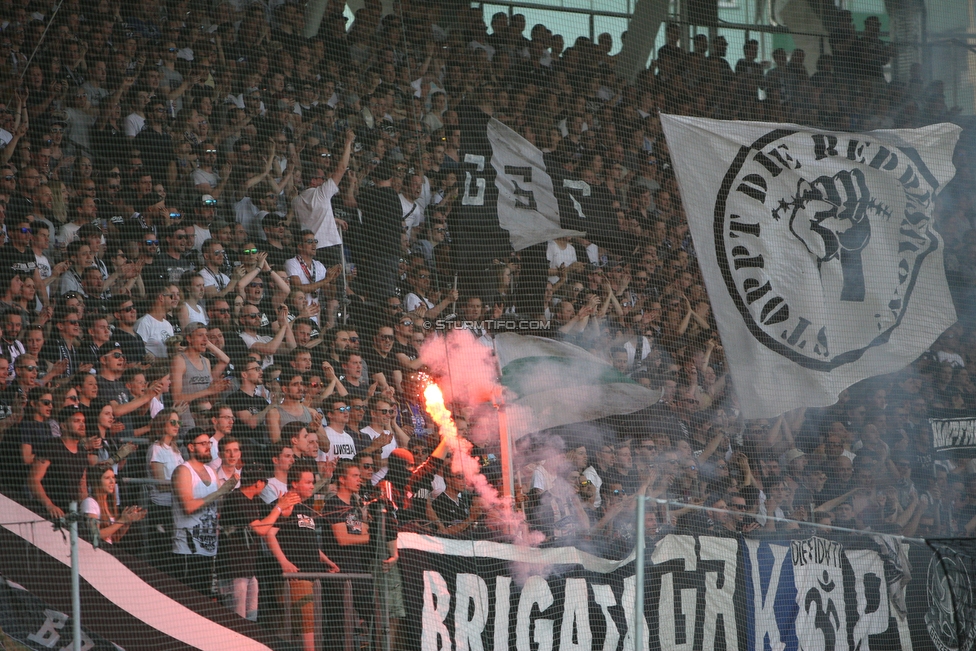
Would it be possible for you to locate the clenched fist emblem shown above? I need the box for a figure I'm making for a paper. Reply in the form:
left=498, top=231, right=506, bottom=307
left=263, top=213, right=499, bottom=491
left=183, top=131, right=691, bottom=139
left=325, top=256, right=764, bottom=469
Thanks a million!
left=781, top=169, right=881, bottom=302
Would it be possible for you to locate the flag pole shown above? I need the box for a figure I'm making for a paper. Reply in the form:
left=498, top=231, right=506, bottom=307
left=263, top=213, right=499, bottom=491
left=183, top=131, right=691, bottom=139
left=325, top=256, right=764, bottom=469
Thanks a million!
left=492, top=337, right=514, bottom=499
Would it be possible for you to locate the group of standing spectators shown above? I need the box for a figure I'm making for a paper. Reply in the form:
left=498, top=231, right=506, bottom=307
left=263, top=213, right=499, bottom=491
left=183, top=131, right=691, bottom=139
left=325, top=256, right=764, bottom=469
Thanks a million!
left=0, top=0, right=972, bottom=648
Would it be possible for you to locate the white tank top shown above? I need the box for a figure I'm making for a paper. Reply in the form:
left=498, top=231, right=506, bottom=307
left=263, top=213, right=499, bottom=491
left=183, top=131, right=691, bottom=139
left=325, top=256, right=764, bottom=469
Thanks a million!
left=185, top=302, right=208, bottom=325
left=172, top=463, right=219, bottom=557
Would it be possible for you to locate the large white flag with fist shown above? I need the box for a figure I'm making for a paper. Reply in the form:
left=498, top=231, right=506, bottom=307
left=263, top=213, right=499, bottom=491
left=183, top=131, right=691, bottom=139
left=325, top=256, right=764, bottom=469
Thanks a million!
left=661, top=115, right=960, bottom=419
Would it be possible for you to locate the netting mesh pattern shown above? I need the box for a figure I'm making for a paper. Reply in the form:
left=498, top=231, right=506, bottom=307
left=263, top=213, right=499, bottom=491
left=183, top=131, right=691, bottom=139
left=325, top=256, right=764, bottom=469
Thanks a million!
left=0, top=0, right=972, bottom=649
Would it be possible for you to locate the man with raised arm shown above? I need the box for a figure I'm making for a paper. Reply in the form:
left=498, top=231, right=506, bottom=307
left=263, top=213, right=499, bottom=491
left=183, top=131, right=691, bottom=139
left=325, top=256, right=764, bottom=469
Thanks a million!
left=292, top=128, right=354, bottom=267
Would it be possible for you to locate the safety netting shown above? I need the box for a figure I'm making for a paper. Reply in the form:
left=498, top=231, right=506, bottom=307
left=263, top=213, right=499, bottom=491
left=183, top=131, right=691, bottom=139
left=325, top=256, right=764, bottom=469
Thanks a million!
left=0, top=0, right=973, bottom=649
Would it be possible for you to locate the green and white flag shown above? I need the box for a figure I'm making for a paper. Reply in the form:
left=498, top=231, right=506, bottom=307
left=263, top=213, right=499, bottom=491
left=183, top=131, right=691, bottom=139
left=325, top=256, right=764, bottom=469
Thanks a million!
left=495, top=333, right=661, bottom=439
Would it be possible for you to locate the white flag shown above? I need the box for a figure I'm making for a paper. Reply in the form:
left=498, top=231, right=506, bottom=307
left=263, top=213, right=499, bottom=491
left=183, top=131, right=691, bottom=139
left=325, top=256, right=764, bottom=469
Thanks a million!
left=487, top=118, right=584, bottom=250
left=661, top=115, right=959, bottom=419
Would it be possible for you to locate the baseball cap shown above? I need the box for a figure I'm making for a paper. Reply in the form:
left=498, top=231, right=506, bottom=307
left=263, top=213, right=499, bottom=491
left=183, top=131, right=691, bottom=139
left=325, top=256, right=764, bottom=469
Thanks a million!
left=97, top=341, right=124, bottom=358
left=57, top=404, right=84, bottom=423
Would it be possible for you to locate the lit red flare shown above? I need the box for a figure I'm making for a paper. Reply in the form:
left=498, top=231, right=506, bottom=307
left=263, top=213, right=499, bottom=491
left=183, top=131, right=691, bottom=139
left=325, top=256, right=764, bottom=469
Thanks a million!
left=424, top=382, right=457, bottom=440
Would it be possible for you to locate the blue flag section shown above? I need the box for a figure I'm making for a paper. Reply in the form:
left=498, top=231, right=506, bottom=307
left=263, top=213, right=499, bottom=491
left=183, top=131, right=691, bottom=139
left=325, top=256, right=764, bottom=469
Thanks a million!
left=398, top=532, right=939, bottom=651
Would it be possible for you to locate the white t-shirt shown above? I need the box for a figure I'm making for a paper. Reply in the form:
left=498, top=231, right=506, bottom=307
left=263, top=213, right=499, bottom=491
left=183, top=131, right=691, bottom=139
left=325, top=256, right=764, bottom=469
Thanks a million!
left=123, top=112, right=145, bottom=137
left=284, top=256, right=326, bottom=306
left=360, top=425, right=397, bottom=484
left=240, top=331, right=274, bottom=367
left=292, top=179, right=341, bottom=248
left=623, top=337, right=653, bottom=368
left=546, top=240, right=577, bottom=284
left=207, top=436, right=222, bottom=470
left=147, top=442, right=184, bottom=506
left=324, top=426, right=356, bottom=460
left=192, top=226, right=212, bottom=252
left=404, top=292, right=434, bottom=313
left=199, top=266, right=230, bottom=292
left=235, top=196, right=269, bottom=241
left=57, top=222, right=84, bottom=248
left=81, top=497, right=115, bottom=543
left=135, top=314, right=175, bottom=359
left=259, top=476, right=288, bottom=504
left=399, top=193, right=424, bottom=236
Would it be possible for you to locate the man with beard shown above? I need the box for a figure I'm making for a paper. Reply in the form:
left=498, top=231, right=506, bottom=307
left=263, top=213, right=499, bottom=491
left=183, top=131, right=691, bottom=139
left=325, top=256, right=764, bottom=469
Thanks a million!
left=328, top=328, right=368, bottom=378
left=228, top=358, right=274, bottom=445
left=257, top=214, right=292, bottom=270
left=29, top=405, right=88, bottom=519
left=267, top=368, right=311, bottom=444
left=171, top=429, right=236, bottom=593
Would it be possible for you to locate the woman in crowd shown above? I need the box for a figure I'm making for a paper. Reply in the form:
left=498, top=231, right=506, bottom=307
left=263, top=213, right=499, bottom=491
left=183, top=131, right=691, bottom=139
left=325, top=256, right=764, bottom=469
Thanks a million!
left=146, top=409, right=184, bottom=566
left=82, top=465, right=146, bottom=545
left=177, top=272, right=208, bottom=328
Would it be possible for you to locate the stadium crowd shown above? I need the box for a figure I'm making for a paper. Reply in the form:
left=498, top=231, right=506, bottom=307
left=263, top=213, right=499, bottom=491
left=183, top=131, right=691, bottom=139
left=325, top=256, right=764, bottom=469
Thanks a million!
left=0, top=0, right=973, bottom=647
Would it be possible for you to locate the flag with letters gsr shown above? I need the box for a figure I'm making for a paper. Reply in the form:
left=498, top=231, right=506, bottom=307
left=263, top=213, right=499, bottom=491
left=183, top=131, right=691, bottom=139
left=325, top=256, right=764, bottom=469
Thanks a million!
left=483, top=118, right=585, bottom=250
left=661, top=115, right=960, bottom=419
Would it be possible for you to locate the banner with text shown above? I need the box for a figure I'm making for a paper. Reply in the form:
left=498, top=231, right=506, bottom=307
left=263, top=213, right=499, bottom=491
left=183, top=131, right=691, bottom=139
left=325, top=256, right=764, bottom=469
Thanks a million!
left=930, top=409, right=976, bottom=459
left=398, top=532, right=938, bottom=651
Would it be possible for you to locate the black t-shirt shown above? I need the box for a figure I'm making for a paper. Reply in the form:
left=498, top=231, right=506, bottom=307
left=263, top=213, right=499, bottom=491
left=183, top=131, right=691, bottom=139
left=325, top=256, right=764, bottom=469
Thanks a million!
left=321, top=494, right=368, bottom=573
left=216, top=489, right=266, bottom=578
left=75, top=343, right=101, bottom=370
left=275, top=501, right=322, bottom=573
left=391, top=341, right=418, bottom=373
left=144, top=254, right=196, bottom=287
left=361, top=348, right=398, bottom=384
left=432, top=491, right=472, bottom=526
left=227, top=389, right=270, bottom=442
left=0, top=419, right=52, bottom=494
left=341, top=379, right=369, bottom=403
left=34, top=437, right=89, bottom=512
left=257, top=239, right=293, bottom=272
left=97, top=374, right=130, bottom=406
left=356, top=186, right=402, bottom=258
left=39, top=336, right=80, bottom=377
left=0, top=243, right=39, bottom=276
left=222, top=330, right=251, bottom=367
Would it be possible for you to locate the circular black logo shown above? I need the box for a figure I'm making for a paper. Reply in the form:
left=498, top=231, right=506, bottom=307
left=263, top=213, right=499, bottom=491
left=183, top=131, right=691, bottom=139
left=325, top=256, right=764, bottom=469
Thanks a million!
left=715, top=129, right=944, bottom=371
